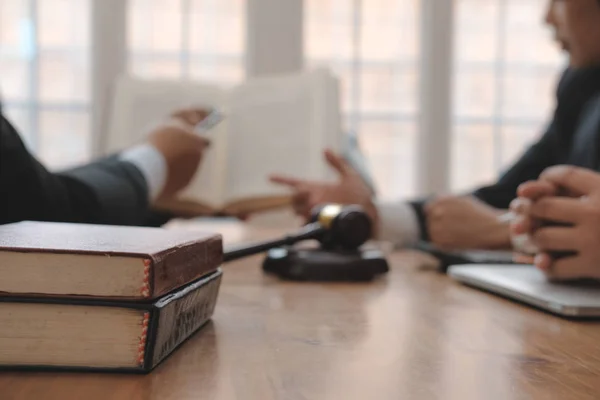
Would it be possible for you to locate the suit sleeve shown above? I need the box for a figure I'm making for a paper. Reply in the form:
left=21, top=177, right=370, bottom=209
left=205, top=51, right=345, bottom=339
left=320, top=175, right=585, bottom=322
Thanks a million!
left=472, top=67, right=592, bottom=209
left=471, top=119, right=559, bottom=209
left=1, top=113, right=152, bottom=226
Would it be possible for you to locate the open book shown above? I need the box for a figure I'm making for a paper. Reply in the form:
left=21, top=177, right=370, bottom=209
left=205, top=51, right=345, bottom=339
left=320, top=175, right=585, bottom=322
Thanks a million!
left=105, top=69, right=343, bottom=217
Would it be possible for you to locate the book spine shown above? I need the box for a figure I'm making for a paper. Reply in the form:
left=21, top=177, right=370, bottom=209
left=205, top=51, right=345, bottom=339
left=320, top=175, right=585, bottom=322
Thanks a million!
left=151, top=235, right=223, bottom=298
left=148, top=270, right=222, bottom=369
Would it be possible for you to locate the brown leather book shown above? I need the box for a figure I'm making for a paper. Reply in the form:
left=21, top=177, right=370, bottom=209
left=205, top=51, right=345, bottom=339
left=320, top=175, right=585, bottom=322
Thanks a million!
left=0, top=221, right=222, bottom=300
left=0, top=268, right=222, bottom=373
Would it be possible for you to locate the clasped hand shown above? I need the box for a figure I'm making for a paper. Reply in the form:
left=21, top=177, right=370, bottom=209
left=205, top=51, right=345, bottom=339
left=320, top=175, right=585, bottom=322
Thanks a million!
left=510, top=165, right=600, bottom=281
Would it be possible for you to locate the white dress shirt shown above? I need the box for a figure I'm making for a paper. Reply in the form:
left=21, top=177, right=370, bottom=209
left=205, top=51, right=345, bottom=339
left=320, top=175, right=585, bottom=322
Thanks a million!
left=118, top=144, right=168, bottom=202
left=374, top=200, right=421, bottom=246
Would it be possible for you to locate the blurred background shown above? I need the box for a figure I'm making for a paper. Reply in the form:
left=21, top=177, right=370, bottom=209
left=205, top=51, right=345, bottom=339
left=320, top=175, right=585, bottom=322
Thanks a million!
left=0, top=0, right=564, bottom=200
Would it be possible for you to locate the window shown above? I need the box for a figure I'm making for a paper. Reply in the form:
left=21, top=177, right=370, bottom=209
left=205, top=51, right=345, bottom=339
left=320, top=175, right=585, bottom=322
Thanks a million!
left=1, top=0, right=566, bottom=198
left=305, top=0, right=420, bottom=200
left=127, top=0, right=246, bottom=84
left=451, top=0, right=564, bottom=192
left=0, top=0, right=91, bottom=169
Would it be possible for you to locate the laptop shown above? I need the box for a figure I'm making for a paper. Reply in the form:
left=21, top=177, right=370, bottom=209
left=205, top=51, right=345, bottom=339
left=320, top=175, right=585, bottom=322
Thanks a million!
left=413, top=242, right=515, bottom=272
left=448, top=264, right=600, bottom=318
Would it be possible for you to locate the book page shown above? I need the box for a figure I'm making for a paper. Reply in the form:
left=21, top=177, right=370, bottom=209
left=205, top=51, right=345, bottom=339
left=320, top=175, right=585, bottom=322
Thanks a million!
left=308, top=69, right=343, bottom=182
left=105, top=76, right=228, bottom=207
left=222, top=69, right=342, bottom=202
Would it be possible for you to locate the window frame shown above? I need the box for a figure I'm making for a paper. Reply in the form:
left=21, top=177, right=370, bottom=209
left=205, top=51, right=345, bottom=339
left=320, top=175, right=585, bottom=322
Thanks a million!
left=8, top=0, right=556, bottom=196
left=88, top=0, right=452, bottom=197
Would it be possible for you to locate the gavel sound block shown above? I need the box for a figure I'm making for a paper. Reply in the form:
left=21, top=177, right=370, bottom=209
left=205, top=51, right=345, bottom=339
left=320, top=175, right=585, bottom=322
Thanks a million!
left=223, top=205, right=389, bottom=281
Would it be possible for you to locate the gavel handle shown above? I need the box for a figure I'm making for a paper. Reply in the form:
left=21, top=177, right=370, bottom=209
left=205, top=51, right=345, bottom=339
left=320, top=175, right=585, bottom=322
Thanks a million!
left=223, top=223, right=325, bottom=262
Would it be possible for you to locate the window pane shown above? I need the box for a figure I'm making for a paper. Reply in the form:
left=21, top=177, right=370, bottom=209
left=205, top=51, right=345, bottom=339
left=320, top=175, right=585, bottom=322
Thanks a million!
left=452, top=0, right=562, bottom=191
left=500, top=124, right=543, bottom=169
left=0, top=0, right=91, bottom=169
left=38, top=110, right=90, bottom=169
left=305, top=0, right=354, bottom=61
left=452, top=123, right=496, bottom=192
left=189, top=0, right=245, bottom=56
left=455, top=0, right=499, bottom=63
left=38, top=0, right=89, bottom=48
left=129, top=57, right=183, bottom=79
left=128, top=0, right=245, bottom=83
left=358, top=120, right=416, bottom=199
left=359, top=65, right=418, bottom=115
left=359, top=0, right=419, bottom=61
left=0, top=0, right=29, bottom=51
left=453, top=67, right=495, bottom=118
left=305, top=0, right=420, bottom=199
left=128, top=0, right=183, bottom=53
left=0, top=1, right=32, bottom=102
left=505, top=0, right=561, bottom=65
left=189, top=59, right=244, bottom=84
left=0, top=58, right=30, bottom=101
left=502, top=67, right=556, bottom=120
left=38, top=51, right=89, bottom=103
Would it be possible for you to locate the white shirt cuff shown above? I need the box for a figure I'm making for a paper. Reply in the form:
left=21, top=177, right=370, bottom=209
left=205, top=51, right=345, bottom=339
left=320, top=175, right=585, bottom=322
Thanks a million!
left=375, top=201, right=421, bottom=247
left=118, top=144, right=167, bottom=202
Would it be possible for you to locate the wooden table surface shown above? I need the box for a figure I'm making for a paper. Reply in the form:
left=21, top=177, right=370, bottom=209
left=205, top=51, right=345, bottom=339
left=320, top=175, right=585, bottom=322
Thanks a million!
left=2, top=219, right=600, bottom=400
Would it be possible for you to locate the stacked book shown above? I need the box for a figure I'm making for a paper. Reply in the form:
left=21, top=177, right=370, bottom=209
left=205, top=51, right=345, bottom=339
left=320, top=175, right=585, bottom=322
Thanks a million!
left=0, top=221, right=223, bottom=373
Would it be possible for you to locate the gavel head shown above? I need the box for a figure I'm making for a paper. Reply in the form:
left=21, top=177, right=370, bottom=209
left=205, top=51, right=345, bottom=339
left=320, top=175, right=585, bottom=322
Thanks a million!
left=309, top=204, right=373, bottom=250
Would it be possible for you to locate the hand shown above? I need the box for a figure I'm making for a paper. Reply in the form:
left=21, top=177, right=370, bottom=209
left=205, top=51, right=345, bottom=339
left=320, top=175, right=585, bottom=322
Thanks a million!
left=508, top=179, right=558, bottom=262
left=269, top=149, right=378, bottom=226
left=512, top=165, right=600, bottom=281
left=425, top=195, right=510, bottom=250
left=148, top=108, right=211, bottom=200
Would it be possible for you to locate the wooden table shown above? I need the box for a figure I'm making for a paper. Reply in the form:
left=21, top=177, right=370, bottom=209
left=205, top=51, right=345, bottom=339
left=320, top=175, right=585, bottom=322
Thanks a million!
left=2, top=219, right=600, bottom=400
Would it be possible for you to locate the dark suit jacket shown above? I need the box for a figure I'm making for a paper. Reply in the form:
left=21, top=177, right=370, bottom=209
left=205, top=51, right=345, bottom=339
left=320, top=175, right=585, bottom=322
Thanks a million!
left=410, top=66, right=600, bottom=241
left=1, top=110, right=157, bottom=226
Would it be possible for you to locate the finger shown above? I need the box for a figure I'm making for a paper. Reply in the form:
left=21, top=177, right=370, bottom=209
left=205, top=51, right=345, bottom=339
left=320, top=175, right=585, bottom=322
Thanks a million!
left=530, top=197, right=589, bottom=224
left=164, top=120, right=212, bottom=148
left=540, top=165, right=600, bottom=198
left=171, top=109, right=196, bottom=126
left=509, top=197, right=532, bottom=214
left=172, top=108, right=209, bottom=126
left=291, top=191, right=312, bottom=217
left=534, top=252, right=553, bottom=273
left=513, top=253, right=535, bottom=264
left=510, top=215, right=532, bottom=235
left=269, top=175, right=304, bottom=189
left=532, top=227, right=580, bottom=252
left=191, top=108, right=210, bottom=123
left=324, top=149, right=352, bottom=177
left=517, top=180, right=557, bottom=200
left=193, top=134, right=211, bottom=148
left=543, top=255, right=590, bottom=281
left=510, top=232, right=539, bottom=255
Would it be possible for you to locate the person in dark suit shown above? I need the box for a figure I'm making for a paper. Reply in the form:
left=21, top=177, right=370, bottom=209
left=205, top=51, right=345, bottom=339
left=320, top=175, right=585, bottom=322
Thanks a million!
left=268, top=0, right=600, bottom=251
left=1, top=106, right=210, bottom=226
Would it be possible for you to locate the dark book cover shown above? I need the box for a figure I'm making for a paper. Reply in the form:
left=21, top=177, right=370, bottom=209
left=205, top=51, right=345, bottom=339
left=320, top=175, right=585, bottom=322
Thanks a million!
left=0, top=268, right=223, bottom=373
